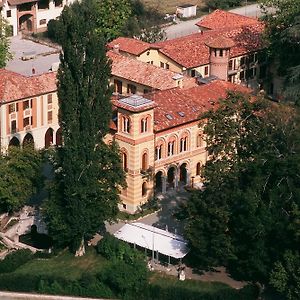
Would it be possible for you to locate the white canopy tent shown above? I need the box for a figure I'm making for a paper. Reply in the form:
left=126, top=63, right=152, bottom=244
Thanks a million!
left=114, top=222, right=189, bottom=259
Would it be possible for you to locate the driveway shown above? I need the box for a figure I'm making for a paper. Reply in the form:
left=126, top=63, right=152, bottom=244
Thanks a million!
left=106, top=186, right=189, bottom=236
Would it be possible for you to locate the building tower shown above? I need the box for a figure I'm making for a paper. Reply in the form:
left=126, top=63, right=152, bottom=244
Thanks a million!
left=205, top=36, right=235, bottom=81
left=113, top=94, right=156, bottom=213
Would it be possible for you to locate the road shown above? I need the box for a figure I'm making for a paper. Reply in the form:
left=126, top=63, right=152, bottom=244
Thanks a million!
left=164, top=4, right=266, bottom=40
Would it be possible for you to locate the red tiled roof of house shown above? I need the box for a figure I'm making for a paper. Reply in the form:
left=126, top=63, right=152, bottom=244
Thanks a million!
left=154, top=23, right=264, bottom=68
left=108, top=50, right=197, bottom=90
left=0, top=69, right=57, bottom=103
left=146, top=80, right=250, bottom=132
left=196, top=9, right=261, bottom=30
left=107, top=37, right=152, bottom=56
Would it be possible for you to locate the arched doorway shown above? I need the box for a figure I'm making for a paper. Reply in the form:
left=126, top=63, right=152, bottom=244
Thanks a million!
left=19, top=14, right=33, bottom=32
left=167, top=166, right=176, bottom=189
left=9, top=137, right=20, bottom=147
left=155, top=171, right=163, bottom=193
left=56, top=128, right=62, bottom=146
left=45, top=128, right=54, bottom=148
left=180, top=163, right=188, bottom=184
left=23, top=133, right=34, bottom=148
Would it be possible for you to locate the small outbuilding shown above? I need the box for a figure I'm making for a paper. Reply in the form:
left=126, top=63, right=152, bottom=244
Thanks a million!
left=176, top=4, right=197, bottom=18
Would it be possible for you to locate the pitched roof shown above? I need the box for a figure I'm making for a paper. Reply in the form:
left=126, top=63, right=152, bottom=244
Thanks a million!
left=154, top=23, right=264, bottom=68
left=146, top=80, right=250, bottom=132
left=0, top=69, right=57, bottom=103
left=196, top=9, right=261, bottom=30
left=108, top=50, right=197, bottom=90
left=107, top=37, right=152, bottom=56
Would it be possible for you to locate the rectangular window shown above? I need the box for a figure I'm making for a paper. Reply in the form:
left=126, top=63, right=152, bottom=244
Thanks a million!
left=38, top=0, right=49, bottom=9
left=165, top=63, right=169, bottom=69
left=23, top=99, right=32, bottom=110
left=39, top=19, right=47, bottom=25
left=9, top=103, right=16, bottom=114
left=6, top=10, right=11, bottom=18
left=239, top=71, right=245, bottom=81
left=240, top=57, right=245, bottom=66
left=191, top=69, right=196, bottom=77
left=160, top=62, right=165, bottom=68
left=127, top=84, right=136, bottom=94
left=228, top=60, right=233, bottom=70
left=114, top=79, right=122, bottom=94
left=47, top=94, right=52, bottom=104
left=23, top=117, right=30, bottom=127
left=204, top=66, right=209, bottom=76
left=11, top=120, right=16, bottom=133
left=144, top=89, right=150, bottom=94
left=48, top=111, right=53, bottom=123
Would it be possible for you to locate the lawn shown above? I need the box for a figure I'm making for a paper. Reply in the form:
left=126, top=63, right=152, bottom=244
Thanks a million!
left=15, top=247, right=109, bottom=280
left=142, top=0, right=205, bottom=14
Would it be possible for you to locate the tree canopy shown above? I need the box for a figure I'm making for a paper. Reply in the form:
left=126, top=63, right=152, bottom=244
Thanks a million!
left=183, top=92, right=300, bottom=294
left=0, top=146, right=43, bottom=213
left=0, top=16, right=12, bottom=68
left=43, top=0, right=125, bottom=252
left=261, top=0, right=300, bottom=104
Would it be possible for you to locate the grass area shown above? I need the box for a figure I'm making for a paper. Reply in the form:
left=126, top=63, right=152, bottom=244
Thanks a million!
left=15, top=247, right=109, bottom=280
left=142, top=0, right=205, bottom=14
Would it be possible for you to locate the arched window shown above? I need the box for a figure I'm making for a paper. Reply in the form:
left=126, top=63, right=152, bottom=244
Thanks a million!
left=155, top=144, right=162, bottom=160
left=197, top=133, right=203, bottom=148
left=180, top=136, right=188, bottom=152
left=196, top=162, right=201, bottom=176
left=122, top=152, right=128, bottom=172
left=168, top=140, right=175, bottom=156
left=142, top=182, right=147, bottom=197
left=122, top=116, right=130, bottom=133
left=142, top=152, right=148, bottom=171
left=141, top=118, right=148, bottom=133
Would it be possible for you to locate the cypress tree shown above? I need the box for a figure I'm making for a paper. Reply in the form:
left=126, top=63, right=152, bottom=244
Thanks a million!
left=44, top=0, right=125, bottom=253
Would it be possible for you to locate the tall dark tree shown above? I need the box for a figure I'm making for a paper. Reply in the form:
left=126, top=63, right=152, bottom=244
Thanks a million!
left=183, top=92, right=300, bottom=290
left=44, top=0, right=125, bottom=254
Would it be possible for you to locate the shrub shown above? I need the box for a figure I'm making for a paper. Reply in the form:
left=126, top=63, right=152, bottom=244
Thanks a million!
left=101, top=259, right=148, bottom=298
left=47, top=18, right=61, bottom=43
left=96, top=234, right=141, bottom=263
left=0, top=249, right=33, bottom=273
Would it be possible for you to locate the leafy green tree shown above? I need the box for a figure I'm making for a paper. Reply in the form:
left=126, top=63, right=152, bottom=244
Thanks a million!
left=183, top=92, right=300, bottom=287
left=261, top=0, right=300, bottom=103
left=0, top=146, right=43, bottom=213
left=270, top=250, right=300, bottom=300
left=0, top=16, right=12, bottom=68
left=43, top=0, right=125, bottom=253
left=95, top=0, right=131, bottom=41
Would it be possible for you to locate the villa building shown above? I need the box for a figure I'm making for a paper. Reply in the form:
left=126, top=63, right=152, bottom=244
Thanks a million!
left=0, top=9, right=263, bottom=212
left=0, top=0, right=73, bottom=36
left=108, top=9, right=266, bottom=92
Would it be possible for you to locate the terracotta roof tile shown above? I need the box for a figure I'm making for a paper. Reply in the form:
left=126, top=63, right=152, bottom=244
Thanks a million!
left=196, top=9, right=261, bottom=30
left=205, top=36, right=235, bottom=49
left=154, top=23, right=264, bottom=68
left=0, top=69, right=57, bottom=103
left=146, top=80, right=250, bottom=132
left=108, top=50, right=197, bottom=90
left=107, top=37, right=151, bottom=56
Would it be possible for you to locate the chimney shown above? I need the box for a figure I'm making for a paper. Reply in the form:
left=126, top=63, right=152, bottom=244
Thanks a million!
left=113, top=44, right=120, bottom=54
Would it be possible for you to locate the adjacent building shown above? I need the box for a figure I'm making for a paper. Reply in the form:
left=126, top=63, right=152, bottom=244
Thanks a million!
left=0, top=0, right=73, bottom=36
